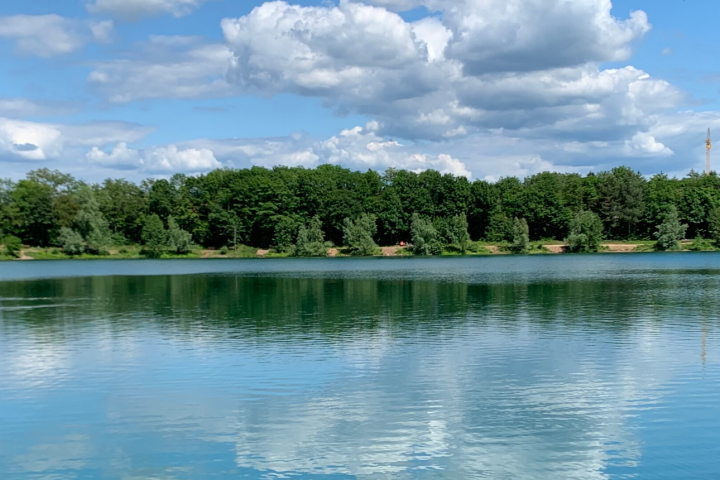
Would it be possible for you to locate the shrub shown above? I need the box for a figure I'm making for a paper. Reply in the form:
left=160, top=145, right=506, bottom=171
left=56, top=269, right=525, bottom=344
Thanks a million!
left=219, top=246, right=229, bottom=255
left=86, top=227, right=113, bottom=255
left=509, top=218, right=530, bottom=254
left=168, top=216, right=193, bottom=254
left=566, top=210, right=604, bottom=253
left=4, top=235, right=22, bottom=258
left=274, top=216, right=299, bottom=253
left=294, top=217, right=327, bottom=257
left=58, top=228, right=85, bottom=255
left=141, top=214, right=167, bottom=258
left=343, top=214, right=378, bottom=256
left=448, top=214, right=471, bottom=253
left=654, top=206, right=688, bottom=251
left=709, top=207, right=720, bottom=246
left=411, top=214, right=442, bottom=256
left=687, top=237, right=715, bottom=251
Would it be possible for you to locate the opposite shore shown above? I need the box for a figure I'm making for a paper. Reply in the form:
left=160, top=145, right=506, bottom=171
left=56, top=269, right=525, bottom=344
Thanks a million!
left=1, top=240, right=709, bottom=261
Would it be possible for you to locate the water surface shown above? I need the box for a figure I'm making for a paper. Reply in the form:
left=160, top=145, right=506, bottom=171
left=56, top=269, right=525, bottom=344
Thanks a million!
left=1, top=254, right=719, bottom=479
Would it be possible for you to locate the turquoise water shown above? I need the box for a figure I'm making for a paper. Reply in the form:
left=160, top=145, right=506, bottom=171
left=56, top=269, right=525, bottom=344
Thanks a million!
left=0, top=254, right=719, bottom=479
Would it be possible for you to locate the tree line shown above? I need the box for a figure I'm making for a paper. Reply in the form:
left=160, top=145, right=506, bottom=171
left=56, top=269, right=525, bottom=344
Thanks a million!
left=1, top=165, right=719, bottom=256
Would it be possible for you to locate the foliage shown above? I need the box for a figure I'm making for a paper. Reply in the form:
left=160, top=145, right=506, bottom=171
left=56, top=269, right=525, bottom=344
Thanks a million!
left=566, top=210, right=604, bottom=253
left=274, top=216, right=299, bottom=252
left=708, top=207, right=720, bottom=246
left=654, top=206, right=688, bottom=251
left=448, top=214, right=471, bottom=253
left=58, top=228, right=85, bottom=255
left=220, top=246, right=229, bottom=255
left=141, top=214, right=167, bottom=258
left=343, top=214, right=378, bottom=256
left=3, top=235, right=22, bottom=258
left=510, top=218, right=530, bottom=254
left=687, top=237, right=716, bottom=251
left=2, top=166, right=720, bottom=253
left=168, top=216, right=193, bottom=254
left=294, top=217, right=327, bottom=257
left=411, top=214, right=442, bottom=255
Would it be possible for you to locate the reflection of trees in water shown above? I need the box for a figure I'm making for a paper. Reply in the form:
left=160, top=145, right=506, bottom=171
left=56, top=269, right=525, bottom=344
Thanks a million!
left=2, top=273, right=719, bottom=343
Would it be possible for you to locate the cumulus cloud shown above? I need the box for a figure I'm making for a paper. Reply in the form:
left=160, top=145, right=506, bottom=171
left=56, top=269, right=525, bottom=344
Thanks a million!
left=86, top=0, right=209, bottom=20
left=87, top=143, right=221, bottom=173
left=0, top=117, right=152, bottom=165
left=0, top=15, right=114, bottom=57
left=0, top=118, right=64, bottom=161
left=441, top=0, right=650, bottom=75
left=88, top=36, right=233, bottom=103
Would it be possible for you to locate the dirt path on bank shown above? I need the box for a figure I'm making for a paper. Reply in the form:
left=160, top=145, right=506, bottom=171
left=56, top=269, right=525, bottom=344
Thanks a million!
left=381, top=246, right=400, bottom=256
left=18, top=250, right=33, bottom=260
left=604, top=244, right=639, bottom=252
left=256, top=249, right=269, bottom=257
left=327, top=248, right=339, bottom=257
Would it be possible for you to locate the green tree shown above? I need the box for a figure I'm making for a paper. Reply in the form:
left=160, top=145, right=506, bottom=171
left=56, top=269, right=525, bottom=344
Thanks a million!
left=654, top=206, right=688, bottom=251
left=142, top=214, right=168, bottom=258
left=343, top=214, right=378, bottom=256
left=74, top=185, right=114, bottom=255
left=168, top=216, right=193, bottom=254
left=58, top=228, right=85, bottom=255
left=3, top=235, right=22, bottom=258
left=566, top=211, right=604, bottom=253
left=411, top=214, right=442, bottom=255
left=485, top=203, right=513, bottom=242
left=448, top=214, right=471, bottom=253
left=510, top=217, right=530, bottom=254
left=274, top=216, right=299, bottom=253
left=708, top=207, right=720, bottom=246
left=294, top=217, right=327, bottom=257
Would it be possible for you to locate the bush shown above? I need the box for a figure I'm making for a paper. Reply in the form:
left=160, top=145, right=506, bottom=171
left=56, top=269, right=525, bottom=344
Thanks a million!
left=654, top=206, right=688, bottom=251
left=118, top=247, right=128, bottom=254
left=343, top=214, right=378, bottom=256
left=509, top=217, right=530, bottom=254
left=294, top=217, right=327, bottom=257
left=58, top=228, right=85, bottom=255
left=448, top=214, right=471, bottom=253
left=86, top=227, right=113, bottom=255
left=709, top=207, right=720, bottom=246
left=168, top=216, right=193, bottom=254
left=566, top=210, right=604, bottom=253
left=411, top=214, right=442, bottom=255
left=687, top=237, right=715, bottom=251
left=4, top=235, right=22, bottom=258
left=219, top=246, right=229, bottom=255
left=142, top=214, right=167, bottom=258
left=274, top=216, right=299, bottom=253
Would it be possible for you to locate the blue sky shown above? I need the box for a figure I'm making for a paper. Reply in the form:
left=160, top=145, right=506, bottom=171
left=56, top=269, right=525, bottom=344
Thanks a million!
left=1, top=0, right=719, bottom=182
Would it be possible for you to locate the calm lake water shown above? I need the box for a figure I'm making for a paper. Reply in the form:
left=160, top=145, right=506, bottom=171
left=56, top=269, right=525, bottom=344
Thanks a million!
left=1, top=254, right=719, bottom=479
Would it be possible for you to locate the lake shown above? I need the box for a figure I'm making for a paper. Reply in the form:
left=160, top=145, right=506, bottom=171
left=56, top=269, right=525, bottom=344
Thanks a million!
left=1, top=254, right=719, bottom=479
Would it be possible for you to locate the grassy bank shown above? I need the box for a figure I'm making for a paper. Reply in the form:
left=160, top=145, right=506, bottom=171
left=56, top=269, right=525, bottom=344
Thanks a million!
left=3, top=239, right=718, bottom=261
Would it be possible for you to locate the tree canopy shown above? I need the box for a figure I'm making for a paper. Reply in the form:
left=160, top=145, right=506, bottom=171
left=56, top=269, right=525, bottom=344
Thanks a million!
left=1, top=166, right=719, bottom=254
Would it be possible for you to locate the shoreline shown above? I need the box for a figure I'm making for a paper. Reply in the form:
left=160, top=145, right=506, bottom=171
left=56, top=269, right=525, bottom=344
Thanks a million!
left=1, top=242, right=707, bottom=261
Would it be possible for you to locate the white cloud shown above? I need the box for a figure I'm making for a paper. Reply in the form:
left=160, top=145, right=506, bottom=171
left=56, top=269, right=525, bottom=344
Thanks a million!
left=90, top=20, right=115, bottom=43
left=0, top=117, right=152, bottom=165
left=0, top=15, right=114, bottom=57
left=442, top=0, right=650, bottom=75
left=87, top=143, right=221, bottom=173
left=0, top=118, right=64, bottom=161
left=0, top=98, right=79, bottom=119
left=88, top=36, right=233, bottom=103
left=86, top=0, right=209, bottom=20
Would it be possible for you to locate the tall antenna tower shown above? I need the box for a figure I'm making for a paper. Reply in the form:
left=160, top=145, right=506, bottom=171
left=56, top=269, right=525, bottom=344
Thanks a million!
left=706, top=129, right=712, bottom=175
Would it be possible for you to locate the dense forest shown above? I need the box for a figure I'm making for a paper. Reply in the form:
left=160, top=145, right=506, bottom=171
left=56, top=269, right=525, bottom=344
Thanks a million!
left=1, top=165, right=719, bottom=254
